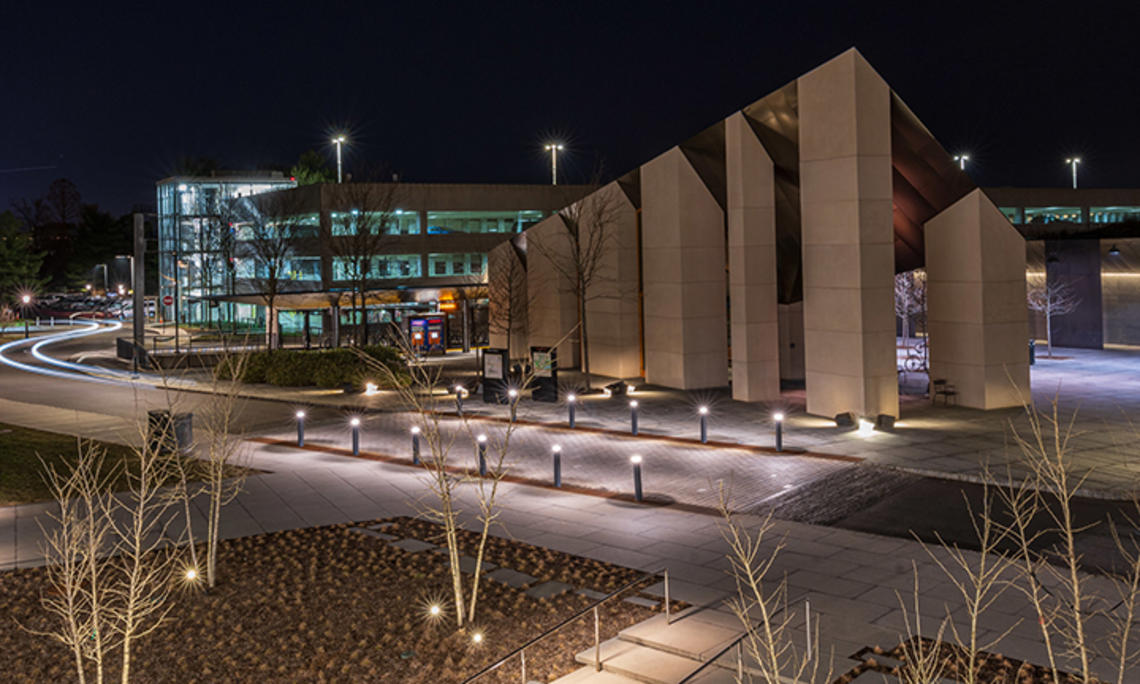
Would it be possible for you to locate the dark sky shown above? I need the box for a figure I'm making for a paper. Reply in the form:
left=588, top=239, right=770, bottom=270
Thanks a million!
left=3, top=1, right=1138, bottom=215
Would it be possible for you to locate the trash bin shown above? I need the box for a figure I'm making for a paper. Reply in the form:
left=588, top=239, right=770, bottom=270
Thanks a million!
left=1028, top=339, right=1036, bottom=366
left=147, top=410, right=194, bottom=455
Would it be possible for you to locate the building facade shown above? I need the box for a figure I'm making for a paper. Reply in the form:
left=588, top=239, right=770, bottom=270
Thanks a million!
left=489, top=49, right=1034, bottom=419
left=155, top=175, right=589, bottom=347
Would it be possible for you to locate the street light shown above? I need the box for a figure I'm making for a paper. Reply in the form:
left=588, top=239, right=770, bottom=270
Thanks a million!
left=629, top=400, right=639, bottom=436
left=411, top=425, right=421, bottom=465
left=552, top=444, right=562, bottom=488
left=295, top=410, right=306, bottom=447
left=508, top=388, right=519, bottom=422
left=20, top=293, right=32, bottom=339
left=1066, top=157, right=1081, bottom=189
left=773, top=412, right=784, bottom=452
left=698, top=406, right=709, bottom=444
left=350, top=417, right=361, bottom=455
left=630, top=454, right=643, bottom=502
left=476, top=434, right=488, bottom=476
left=566, top=393, right=577, bottom=428
left=544, top=143, right=564, bottom=185
left=332, top=135, right=347, bottom=184
left=953, top=154, right=969, bottom=171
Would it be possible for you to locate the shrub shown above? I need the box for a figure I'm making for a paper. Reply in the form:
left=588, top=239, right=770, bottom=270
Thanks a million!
left=213, top=345, right=405, bottom=389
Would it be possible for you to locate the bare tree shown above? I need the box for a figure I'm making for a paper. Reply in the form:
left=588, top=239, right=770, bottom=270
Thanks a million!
left=894, top=562, right=950, bottom=684
left=528, top=181, right=626, bottom=389
left=894, top=268, right=926, bottom=346
left=486, top=241, right=531, bottom=361
left=1106, top=511, right=1140, bottom=683
left=717, top=486, right=832, bottom=684
left=198, top=351, right=251, bottom=588
left=328, top=179, right=401, bottom=347
left=28, top=444, right=116, bottom=684
left=1027, top=276, right=1081, bottom=358
left=111, top=421, right=182, bottom=683
left=231, top=192, right=306, bottom=348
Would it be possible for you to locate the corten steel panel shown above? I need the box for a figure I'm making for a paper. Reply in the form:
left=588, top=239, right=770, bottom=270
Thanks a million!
left=1045, top=239, right=1104, bottom=349
left=890, top=94, right=976, bottom=273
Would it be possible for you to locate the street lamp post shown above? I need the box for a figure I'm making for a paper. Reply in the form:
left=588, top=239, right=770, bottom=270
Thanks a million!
left=566, top=393, right=577, bottom=428
left=20, top=294, right=32, bottom=339
left=1066, top=157, right=1081, bottom=189
left=476, top=434, right=488, bottom=476
left=295, top=410, right=306, bottom=447
left=411, top=426, right=421, bottom=465
left=953, top=154, right=969, bottom=171
left=631, top=455, right=643, bottom=502
left=552, top=444, right=562, bottom=488
left=350, top=417, right=361, bottom=456
left=508, top=388, right=519, bottom=422
left=630, top=400, right=639, bottom=436
left=773, top=412, right=785, bottom=452
left=544, top=143, right=564, bottom=185
left=698, top=406, right=709, bottom=444
left=332, top=135, right=347, bottom=184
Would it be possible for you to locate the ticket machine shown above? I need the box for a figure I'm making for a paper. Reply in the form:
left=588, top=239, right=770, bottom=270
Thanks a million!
left=408, top=315, right=446, bottom=354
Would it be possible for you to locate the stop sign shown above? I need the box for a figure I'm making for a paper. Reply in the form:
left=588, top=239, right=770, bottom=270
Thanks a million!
left=162, top=295, right=174, bottom=306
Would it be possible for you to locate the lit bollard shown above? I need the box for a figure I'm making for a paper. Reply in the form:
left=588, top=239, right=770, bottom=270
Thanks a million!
left=630, top=400, right=639, bottom=436
left=567, top=394, right=577, bottom=428
left=476, top=434, right=488, bottom=476
left=295, top=410, right=306, bottom=447
left=631, top=454, right=643, bottom=502
left=552, top=444, right=562, bottom=488
left=411, top=425, right=421, bottom=465
left=699, top=406, right=709, bottom=444
left=774, top=412, right=784, bottom=452
left=508, top=388, right=519, bottom=422
left=454, top=385, right=465, bottom=416
left=350, top=417, right=361, bottom=456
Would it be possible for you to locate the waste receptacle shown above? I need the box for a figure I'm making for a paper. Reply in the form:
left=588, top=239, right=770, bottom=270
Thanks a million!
left=147, top=410, right=194, bottom=455
left=1029, top=339, right=1036, bottom=366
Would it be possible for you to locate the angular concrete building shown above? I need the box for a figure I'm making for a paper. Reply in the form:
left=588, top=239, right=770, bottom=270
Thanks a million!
left=489, top=48, right=1030, bottom=418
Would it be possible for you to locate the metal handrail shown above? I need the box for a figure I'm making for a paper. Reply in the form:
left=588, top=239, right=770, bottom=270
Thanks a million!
left=463, top=567, right=671, bottom=683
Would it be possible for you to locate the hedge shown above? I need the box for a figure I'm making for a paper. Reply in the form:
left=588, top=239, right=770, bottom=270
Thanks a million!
left=215, top=345, right=405, bottom=389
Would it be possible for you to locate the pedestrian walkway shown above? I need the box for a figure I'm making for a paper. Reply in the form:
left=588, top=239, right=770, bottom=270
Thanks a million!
left=2, top=436, right=1130, bottom=680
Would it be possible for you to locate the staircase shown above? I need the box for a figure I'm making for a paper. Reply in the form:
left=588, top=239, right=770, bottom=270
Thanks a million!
left=554, top=608, right=748, bottom=683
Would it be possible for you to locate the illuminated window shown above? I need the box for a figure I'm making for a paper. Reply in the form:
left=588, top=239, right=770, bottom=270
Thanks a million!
left=425, top=210, right=544, bottom=235
left=999, top=207, right=1023, bottom=223
left=427, top=253, right=486, bottom=277
left=332, top=255, right=420, bottom=280
left=1024, top=206, right=1082, bottom=224
left=1090, top=206, right=1140, bottom=223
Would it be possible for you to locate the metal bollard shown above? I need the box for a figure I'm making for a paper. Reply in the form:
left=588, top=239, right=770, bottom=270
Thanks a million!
left=295, top=410, right=306, bottom=447
left=476, top=434, right=487, bottom=476
left=567, top=394, right=577, bottom=428
left=552, top=445, right=562, bottom=487
left=631, top=454, right=643, bottom=502
left=630, top=400, right=639, bottom=436
left=350, top=417, right=361, bottom=456
left=411, top=425, right=421, bottom=465
left=699, top=406, right=709, bottom=443
left=774, top=412, right=784, bottom=452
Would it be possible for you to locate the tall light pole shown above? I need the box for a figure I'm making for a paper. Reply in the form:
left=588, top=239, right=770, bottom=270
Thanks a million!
left=1066, top=157, right=1081, bottom=189
left=332, top=135, right=347, bottom=184
left=953, top=154, right=969, bottom=171
left=544, top=143, right=564, bottom=185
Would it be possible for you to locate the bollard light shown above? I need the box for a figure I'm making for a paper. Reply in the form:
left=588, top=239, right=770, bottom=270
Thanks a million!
left=508, top=388, right=519, bottom=422
left=698, top=406, right=709, bottom=444
left=454, top=384, right=465, bottom=416
left=630, top=400, right=639, bottom=436
left=295, top=410, right=306, bottom=447
left=567, top=393, right=577, bottom=428
left=411, top=425, right=421, bottom=465
left=630, top=454, right=643, bottom=502
left=476, top=434, right=488, bottom=476
left=552, top=444, right=562, bottom=488
left=773, top=412, right=784, bottom=452
left=350, top=417, right=361, bottom=456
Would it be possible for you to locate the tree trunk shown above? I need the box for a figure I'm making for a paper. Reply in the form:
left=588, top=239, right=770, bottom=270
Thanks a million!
left=1046, top=312, right=1053, bottom=358
left=578, top=280, right=590, bottom=390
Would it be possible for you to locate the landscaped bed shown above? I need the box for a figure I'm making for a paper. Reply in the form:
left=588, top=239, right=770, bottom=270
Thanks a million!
left=1, top=516, right=671, bottom=682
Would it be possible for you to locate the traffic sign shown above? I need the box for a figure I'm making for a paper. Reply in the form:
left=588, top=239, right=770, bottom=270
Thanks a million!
left=162, top=295, right=174, bottom=306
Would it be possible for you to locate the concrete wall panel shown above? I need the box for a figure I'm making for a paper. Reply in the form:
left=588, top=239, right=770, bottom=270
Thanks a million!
left=926, top=189, right=1028, bottom=409
left=641, top=147, right=728, bottom=389
left=798, top=48, right=899, bottom=418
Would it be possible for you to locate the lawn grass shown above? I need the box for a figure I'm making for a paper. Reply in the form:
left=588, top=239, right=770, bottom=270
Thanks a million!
left=0, top=423, right=246, bottom=506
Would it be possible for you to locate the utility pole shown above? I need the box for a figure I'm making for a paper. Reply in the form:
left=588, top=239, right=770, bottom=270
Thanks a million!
left=132, top=214, right=145, bottom=374
left=332, top=135, right=346, bottom=183
left=1066, top=157, right=1081, bottom=189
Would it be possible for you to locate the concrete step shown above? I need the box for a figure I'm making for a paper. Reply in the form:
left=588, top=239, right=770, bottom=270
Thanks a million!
left=551, top=666, right=642, bottom=683
left=617, top=609, right=742, bottom=661
left=574, top=637, right=702, bottom=684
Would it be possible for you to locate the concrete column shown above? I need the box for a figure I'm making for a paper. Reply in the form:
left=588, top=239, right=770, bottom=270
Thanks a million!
left=582, top=183, right=641, bottom=380
left=1045, top=239, right=1103, bottom=349
left=725, top=113, right=781, bottom=401
left=525, top=216, right=579, bottom=365
left=926, top=189, right=1028, bottom=409
left=798, top=49, right=898, bottom=418
left=640, top=147, right=728, bottom=389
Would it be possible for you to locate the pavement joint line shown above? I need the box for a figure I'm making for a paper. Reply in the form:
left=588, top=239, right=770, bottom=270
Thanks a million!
left=247, top=437, right=728, bottom=518
left=425, top=410, right=863, bottom=464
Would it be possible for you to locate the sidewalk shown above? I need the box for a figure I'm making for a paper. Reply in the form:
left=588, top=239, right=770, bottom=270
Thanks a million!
left=1, top=437, right=1127, bottom=680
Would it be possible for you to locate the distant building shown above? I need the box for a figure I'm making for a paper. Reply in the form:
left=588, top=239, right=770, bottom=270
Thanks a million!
left=155, top=173, right=589, bottom=348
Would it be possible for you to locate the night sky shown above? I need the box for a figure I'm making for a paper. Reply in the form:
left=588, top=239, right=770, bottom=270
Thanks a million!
left=3, top=1, right=1138, bottom=215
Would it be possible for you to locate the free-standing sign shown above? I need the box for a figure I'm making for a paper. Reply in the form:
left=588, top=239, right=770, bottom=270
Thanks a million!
left=530, top=346, right=558, bottom=402
left=482, top=348, right=509, bottom=403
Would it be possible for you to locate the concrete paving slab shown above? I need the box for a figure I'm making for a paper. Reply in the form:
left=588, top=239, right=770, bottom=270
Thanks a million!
left=390, top=538, right=437, bottom=553
left=622, top=596, right=659, bottom=609
left=619, top=611, right=741, bottom=660
left=526, top=580, right=574, bottom=599
left=486, top=567, right=537, bottom=587
left=347, top=528, right=397, bottom=541
left=574, top=637, right=700, bottom=684
left=551, top=667, right=640, bottom=684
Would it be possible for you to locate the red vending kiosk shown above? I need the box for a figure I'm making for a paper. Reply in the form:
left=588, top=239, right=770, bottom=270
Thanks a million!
left=408, top=314, right=447, bottom=354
